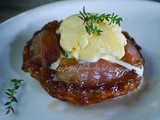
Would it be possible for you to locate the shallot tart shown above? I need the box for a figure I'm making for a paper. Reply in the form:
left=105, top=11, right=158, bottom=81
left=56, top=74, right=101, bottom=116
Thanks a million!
left=22, top=19, right=144, bottom=106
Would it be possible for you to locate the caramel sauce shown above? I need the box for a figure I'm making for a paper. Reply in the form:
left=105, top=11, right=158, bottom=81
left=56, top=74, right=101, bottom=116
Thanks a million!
left=22, top=21, right=144, bottom=106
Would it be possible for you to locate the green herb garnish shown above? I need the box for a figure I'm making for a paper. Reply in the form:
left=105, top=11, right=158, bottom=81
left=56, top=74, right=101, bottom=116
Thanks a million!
left=4, top=79, right=23, bottom=115
left=79, top=7, right=123, bottom=36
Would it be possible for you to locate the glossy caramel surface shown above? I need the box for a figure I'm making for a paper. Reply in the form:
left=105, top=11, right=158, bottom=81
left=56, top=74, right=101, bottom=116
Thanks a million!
left=22, top=21, right=144, bottom=106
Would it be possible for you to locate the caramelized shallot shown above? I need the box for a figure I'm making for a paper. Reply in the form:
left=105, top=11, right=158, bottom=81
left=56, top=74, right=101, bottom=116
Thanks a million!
left=22, top=21, right=144, bottom=106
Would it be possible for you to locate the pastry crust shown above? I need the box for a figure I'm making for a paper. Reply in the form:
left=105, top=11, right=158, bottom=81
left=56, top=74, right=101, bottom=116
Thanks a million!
left=22, top=21, right=144, bottom=106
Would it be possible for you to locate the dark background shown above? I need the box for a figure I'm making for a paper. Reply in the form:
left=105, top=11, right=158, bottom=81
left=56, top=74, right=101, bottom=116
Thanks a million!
left=0, top=0, right=61, bottom=23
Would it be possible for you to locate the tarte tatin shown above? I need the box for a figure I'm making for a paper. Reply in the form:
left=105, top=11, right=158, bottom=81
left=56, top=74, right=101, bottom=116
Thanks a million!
left=22, top=10, right=144, bottom=106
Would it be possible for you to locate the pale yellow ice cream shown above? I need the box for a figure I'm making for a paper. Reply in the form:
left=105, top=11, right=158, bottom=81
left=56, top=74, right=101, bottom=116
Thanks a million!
left=59, top=14, right=127, bottom=62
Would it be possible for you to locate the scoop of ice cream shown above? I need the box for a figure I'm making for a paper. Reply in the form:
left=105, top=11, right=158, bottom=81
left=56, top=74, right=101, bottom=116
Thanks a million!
left=59, top=14, right=127, bottom=62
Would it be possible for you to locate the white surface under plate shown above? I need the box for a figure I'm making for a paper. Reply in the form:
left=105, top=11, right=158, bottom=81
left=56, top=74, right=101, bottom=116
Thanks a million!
left=0, top=1, right=160, bottom=120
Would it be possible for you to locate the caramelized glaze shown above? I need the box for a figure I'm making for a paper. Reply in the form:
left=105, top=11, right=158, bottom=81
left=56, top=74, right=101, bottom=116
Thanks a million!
left=22, top=21, right=144, bottom=106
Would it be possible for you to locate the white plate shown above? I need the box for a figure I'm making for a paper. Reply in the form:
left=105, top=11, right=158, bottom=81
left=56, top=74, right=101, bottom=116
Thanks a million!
left=0, top=1, right=160, bottom=120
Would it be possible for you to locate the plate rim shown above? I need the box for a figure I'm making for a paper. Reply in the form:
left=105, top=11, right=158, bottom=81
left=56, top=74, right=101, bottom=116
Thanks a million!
left=0, top=0, right=160, bottom=27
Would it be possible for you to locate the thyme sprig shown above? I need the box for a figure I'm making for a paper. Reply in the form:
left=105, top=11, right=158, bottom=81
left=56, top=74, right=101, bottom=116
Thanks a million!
left=4, top=79, right=23, bottom=115
left=79, top=7, right=123, bottom=36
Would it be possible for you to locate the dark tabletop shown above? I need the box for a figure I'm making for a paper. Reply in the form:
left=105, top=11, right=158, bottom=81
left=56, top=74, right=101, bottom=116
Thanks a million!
left=0, top=0, right=61, bottom=23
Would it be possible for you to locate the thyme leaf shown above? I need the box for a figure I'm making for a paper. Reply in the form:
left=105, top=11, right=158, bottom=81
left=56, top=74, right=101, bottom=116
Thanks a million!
left=79, top=7, right=123, bottom=36
left=4, top=79, right=23, bottom=115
